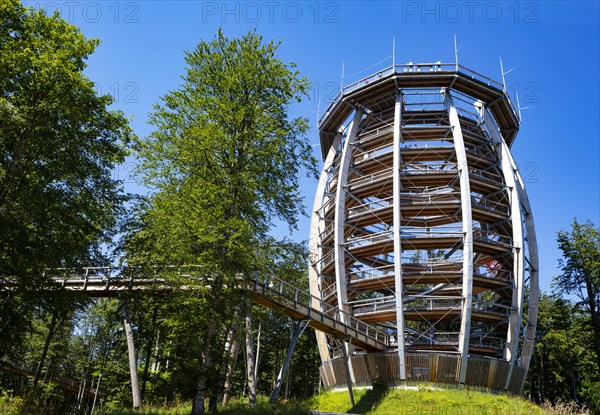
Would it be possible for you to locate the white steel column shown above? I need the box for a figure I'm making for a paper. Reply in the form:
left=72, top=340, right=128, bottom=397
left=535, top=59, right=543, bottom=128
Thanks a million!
left=515, top=168, right=539, bottom=391
left=309, top=133, right=342, bottom=363
left=499, top=139, right=539, bottom=390
left=334, top=110, right=362, bottom=320
left=334, top=109, right=363, bottom=384
left=476, top=104, right=524, bottom=389
left=392, top=91, right=407, bottom=381
left=445, top=91, right=474, bottom=384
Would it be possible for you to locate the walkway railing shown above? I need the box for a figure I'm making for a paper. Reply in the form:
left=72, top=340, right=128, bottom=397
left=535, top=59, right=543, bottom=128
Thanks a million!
left=0, top=267, right=391, bottom=352
left=319, top=63, right=513, bottom=128
left=246, top=274, right=390, bottom=351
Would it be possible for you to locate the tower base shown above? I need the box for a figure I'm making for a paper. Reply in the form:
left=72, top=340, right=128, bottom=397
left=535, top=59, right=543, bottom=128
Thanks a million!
left=319, top=352, right=526, bottom=394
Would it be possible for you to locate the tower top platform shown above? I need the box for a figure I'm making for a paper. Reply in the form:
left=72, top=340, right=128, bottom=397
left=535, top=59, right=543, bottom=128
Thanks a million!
left=318, top=62, right=519, bottom=159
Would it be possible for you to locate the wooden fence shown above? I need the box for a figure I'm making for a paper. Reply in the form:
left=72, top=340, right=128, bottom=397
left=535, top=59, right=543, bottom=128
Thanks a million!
left=319, top=352, right=526, bottom=394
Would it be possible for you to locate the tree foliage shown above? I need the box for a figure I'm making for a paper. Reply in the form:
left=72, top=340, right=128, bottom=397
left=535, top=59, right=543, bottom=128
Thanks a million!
left=133, top=28, right=316, bottom=264
left=554, top=219, right=600, bottom=369
left=127, top=28, right=317, bottom=414
left=527, top=293, right=598, bottom=406
left=526, top=219, right=600, bottom=413
left=0, top=0, right=131, bottom=276
left=0, top=0, right=131, bottom=373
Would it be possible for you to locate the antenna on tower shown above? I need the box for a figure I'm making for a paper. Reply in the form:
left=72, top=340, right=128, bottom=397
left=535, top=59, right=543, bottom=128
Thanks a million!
left=516, top=89, right=522, bottom=122
left=500, top=57, right=521, bottom=118
left=341, top=61, right=345, bottom=93
left=500, top=57, right=506, bottom=91
left=454, top=34, right=459, bottom=70
left=392, top=36, right=396, bottom=67
left=316, top=99, right=321, bottom=126
left=500, top=57, right=520, bottom=91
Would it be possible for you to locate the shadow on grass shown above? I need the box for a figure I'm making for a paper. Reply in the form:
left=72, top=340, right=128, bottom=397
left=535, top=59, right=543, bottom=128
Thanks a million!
left=348, top=383, right=389, bottom=414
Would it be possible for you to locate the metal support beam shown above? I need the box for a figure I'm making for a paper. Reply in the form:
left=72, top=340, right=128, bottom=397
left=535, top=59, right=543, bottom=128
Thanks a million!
left=309, top=132, right=343, bottom=363
left=340, top=340, right=355, bottom=406
left=501, top=144, right=539, bottom=390
left=516, top=172, right=539, bottom=392
left=392, top=91, right=407, bottom=381
left=334, top=110, right=363, bottom=384
left=334, top=112, right=362, bottom=320
left=476, top=103, right=524, bottom=390
left=445, top=91, right=474, bottom=384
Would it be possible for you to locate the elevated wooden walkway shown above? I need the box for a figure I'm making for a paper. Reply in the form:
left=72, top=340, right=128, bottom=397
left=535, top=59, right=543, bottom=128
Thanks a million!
left=0, top=359, right=97, bottom=397
left=0, top=268, right=390, bottom=352
left=246, top=275, right=389, bottom=351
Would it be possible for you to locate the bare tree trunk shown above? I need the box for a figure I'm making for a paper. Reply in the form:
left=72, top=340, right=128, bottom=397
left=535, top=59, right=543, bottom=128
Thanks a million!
left=151, top=330, right=162, bottom=372
left=123, top=302, right=142, bottom=409
left=33, top=312, right=57, bottom=389
left=245, top=310, right=257, bottom=407
left=254, top=321, right=261, bottom=385
left=270, top=321, right=304, bottom=403
left=222, top=334, right=241, bottom=406
left=91, top=373, right=102, bottom=414
left=191, top=321, right=217, bottom=415
left=222, top=306, right=242, bottom=407
left=142, top=306, right=158, bottom=399
left=209, top=330, right=229, bottom=415
left=77, top=376, right=87, bottom=411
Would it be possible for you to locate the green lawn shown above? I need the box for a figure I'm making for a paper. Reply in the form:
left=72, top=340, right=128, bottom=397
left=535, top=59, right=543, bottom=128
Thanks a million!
left=96, top=397, right=310, bottom=415
left=309, top=384, right=546, bottom=415
left=1, top=386, right=580, bottom=415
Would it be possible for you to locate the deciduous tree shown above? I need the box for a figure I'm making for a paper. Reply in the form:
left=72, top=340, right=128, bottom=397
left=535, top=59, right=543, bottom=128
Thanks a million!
left=0, top=0, right=131, bottom=361
left=130, top=28, right=317, bottom=415
left=554, top=219, right=600, bottom=369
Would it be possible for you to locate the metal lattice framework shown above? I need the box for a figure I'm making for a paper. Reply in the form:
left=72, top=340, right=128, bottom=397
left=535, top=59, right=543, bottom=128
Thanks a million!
left=309, top=62, right=538, bottom=393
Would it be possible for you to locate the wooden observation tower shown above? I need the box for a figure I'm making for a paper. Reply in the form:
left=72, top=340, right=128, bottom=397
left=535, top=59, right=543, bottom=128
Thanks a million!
left=309, top=62, right=539, bottom=393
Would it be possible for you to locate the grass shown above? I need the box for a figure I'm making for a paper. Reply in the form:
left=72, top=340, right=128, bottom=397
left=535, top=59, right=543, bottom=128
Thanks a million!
left=97, top=396, right=311, bottom=415
left=1, top=386, right=591, bottom=414
left=308, top=384, right=548, bottom=415
left=97, top=403, right=193, bottom=415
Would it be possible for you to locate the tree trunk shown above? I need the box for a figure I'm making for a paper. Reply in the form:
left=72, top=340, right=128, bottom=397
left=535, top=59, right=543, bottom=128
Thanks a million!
left=222, top=311, right=242, bottom=407
left=77, top=376, right=87, bottom=411
left=91, top=373, right=102, bottom=414
left=123, top=302, right=142, bottom=409
left=209, top=328, right=229, bottom=415
left=245, top=311, right=257, bottom=407
left=142, top=306, right=158, bottom=399
left=33, top=311, right=57, bottom=389
left=270, top=321, right=303, bottom=403
left=191, top=321, right=218, bottom=415
left=151, top=330, right=162, bottom=373
left=254, top=321, right=261, bottom=384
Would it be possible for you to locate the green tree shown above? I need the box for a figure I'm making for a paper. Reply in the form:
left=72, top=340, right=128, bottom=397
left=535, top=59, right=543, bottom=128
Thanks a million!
left=0, top=0, right=131, bottom=359
left=130, top=28, right=316, bottom=415
left=526, top=293, right=596, bottom=405
left=554, top=219, right=600, bottom=369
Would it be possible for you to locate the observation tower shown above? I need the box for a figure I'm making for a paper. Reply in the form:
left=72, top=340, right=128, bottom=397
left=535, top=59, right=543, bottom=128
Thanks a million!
left=308, top=62, right=538, bottom=393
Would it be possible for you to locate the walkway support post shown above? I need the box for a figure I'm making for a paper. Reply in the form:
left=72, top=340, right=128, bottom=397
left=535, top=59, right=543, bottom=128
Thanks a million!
left=341, top=339, right=355, bottom=406
left=392, top=91, right=407, bottom=381
left=445, top=91, right=474, bottom=384
left=122, top=300, right=141, bottom=409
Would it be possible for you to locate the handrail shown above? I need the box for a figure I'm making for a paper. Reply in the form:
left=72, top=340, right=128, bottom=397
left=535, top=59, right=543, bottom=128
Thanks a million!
left=318, top=62, right=517, bottom=129
left=247, top=274, right=389, bottom=348
left=2, top=267, right=391, bottom=349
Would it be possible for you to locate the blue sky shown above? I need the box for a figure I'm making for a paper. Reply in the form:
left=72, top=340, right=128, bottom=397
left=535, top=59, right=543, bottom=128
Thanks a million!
left=23, top=1, right=599, bottom=292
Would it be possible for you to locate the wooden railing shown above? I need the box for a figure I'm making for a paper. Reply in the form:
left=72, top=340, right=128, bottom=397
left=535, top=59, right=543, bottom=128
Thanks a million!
left=0, top=267, right=391, bottom=352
